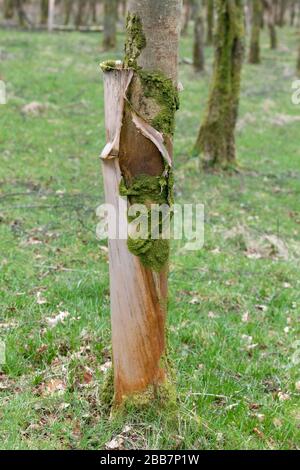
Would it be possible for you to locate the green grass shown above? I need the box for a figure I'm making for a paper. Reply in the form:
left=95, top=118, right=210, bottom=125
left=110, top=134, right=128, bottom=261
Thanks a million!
left=0, top=26, right=300, bottom=450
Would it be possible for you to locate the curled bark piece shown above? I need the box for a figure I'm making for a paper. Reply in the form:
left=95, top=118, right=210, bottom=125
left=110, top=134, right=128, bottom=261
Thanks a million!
left=131, top=111, right=172, bottom=168
left=100, top=68, right=134, bottom=160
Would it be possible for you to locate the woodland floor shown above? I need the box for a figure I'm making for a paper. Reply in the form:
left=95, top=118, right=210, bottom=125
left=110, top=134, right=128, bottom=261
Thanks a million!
left=0, top=26, right=300, bottom=450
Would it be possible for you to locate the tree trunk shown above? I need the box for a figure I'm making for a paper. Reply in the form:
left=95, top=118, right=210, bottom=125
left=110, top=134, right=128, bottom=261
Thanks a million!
left=48, top=0, right=55, bottom=31
left=277, top=0, right=287, bottom=26
left=181, top=0, right=191, bottom=35
left=64, top=0, right=73, bottom=25
left=194, top=0, right=245, bottom=168
left=193, top=0, right=205, bottom=72
left=263, top=0, right=278, bottom=49
left=4, top=0, right=14, bottom=19
left=100, top=0, right=181, bottom=405
left=103, top=0, right=117, bottom=50
left=297, top=36, right=300, bottom=77
left=40, top=0, right=49, bottom=24
left=249, top=0, right=262, bottom=64
left=206, top=0, right=214, bottom=45
left=75, top=0, right=88, bottom=28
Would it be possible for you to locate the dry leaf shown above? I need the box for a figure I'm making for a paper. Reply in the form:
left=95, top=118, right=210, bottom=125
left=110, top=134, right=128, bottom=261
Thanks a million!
left=22, top=102, right=47, bottom=116
left=36, top=291, right=47, bottom=305
left=46, top=311, right=70, bottom=328
left=278, top=391, right=290, bottom=401
left=100, top=361, right=112, bottom=373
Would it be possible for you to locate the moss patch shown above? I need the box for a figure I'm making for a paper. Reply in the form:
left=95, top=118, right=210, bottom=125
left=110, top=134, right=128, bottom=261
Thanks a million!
left=120, top=174, right=173, bottom=272
left=124, top=13, right=146, bottom=69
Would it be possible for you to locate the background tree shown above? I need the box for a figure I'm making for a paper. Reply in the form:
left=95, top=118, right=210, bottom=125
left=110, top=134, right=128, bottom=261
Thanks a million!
left=249, top=0, right=262, bottom=64
left=100, top=0, right=181, bottom=405
left=194, top=0, right=245, bottom=168
left=263, top=0, right=278, bottom=50
left=40, top=0, right=49, bottom=25
left=206, top=0, right=214, bottom=45
left=4, top=0, right=15, bottom=19
left=103, top=0, right=117, bottom=50
left=193, top=0, right=205, bottom=72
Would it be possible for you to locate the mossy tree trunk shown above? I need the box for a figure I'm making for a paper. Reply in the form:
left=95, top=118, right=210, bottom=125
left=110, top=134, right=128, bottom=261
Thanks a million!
left=249, top=0, right=262, bottom=64
left=194, top=0, right=245, bottom=168
left=100, top=0, right=181, bottom=405
left=103, top=0, right=118, bottom=50
left=193, top=0, right=205, bottom=72
left=206, top=0, right=214, bottom=45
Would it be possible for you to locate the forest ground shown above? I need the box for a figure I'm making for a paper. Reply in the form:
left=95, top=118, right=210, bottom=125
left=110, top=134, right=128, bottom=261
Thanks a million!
left=0, top=26, right=300, bottom=450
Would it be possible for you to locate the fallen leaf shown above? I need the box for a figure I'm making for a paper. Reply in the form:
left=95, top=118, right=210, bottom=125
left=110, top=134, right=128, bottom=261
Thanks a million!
left=46, top=311, right=70, bottom=328
left=21, top=102, right=47, bottom=116
left=277, top=391, right=290, bottom=401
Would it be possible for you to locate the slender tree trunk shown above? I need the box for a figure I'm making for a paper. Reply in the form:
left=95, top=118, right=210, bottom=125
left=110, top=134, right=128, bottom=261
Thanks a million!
left=4, top=0, right=14, bottom=19
left=206, top=0, right=214, bottom=45
left=290, top=0, right=296, bottom=26
left=40, top=0, right=48, bottom=24
left=100, top=0, right=181, bottom=405
left=277, top=0, right=288, bottom=26
left=297, top=35, right=300, bottom=77
left=48, top=0, right=55, bottom=31
left=193, top=0, right=205, bottom=72
left=75, top=0, right=88, bottom=28
left=103, top=0, right=117, bottom=50
left=64, top=0, right=73, bottom=26
left=181, top=0, right=191, bottom=35
left=263, top=0, right=278, bottom=49
left=249, top=0, right=262, bottom=64
left=194, top=0, right=245, bottom=168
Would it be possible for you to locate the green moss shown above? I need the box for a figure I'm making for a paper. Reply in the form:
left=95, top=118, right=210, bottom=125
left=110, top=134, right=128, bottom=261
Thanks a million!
left=124, top=13, right=146, bottom=69
left=100, top=60, right=122, bottom=72
left=120, top=174, right=173, bottom=272
left=139, top=71, right=180, bottom=136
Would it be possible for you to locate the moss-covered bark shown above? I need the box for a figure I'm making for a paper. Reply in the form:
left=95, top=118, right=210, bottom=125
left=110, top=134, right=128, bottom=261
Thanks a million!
left=194, top=0, right=245, bottom=168
left=103, top=0, right=117, bottom=50
left=249, top=0, right=262, bottom=64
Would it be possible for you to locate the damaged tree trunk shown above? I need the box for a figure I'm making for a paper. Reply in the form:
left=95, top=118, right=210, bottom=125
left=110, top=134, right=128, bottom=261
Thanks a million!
left=194, top=0, right=245, bottom=168
left=100, top=0, right=181, bottom=405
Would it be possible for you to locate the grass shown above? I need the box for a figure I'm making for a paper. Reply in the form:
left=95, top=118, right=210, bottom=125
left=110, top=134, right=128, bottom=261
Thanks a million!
left=0, top=25, right=300, bottom=450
